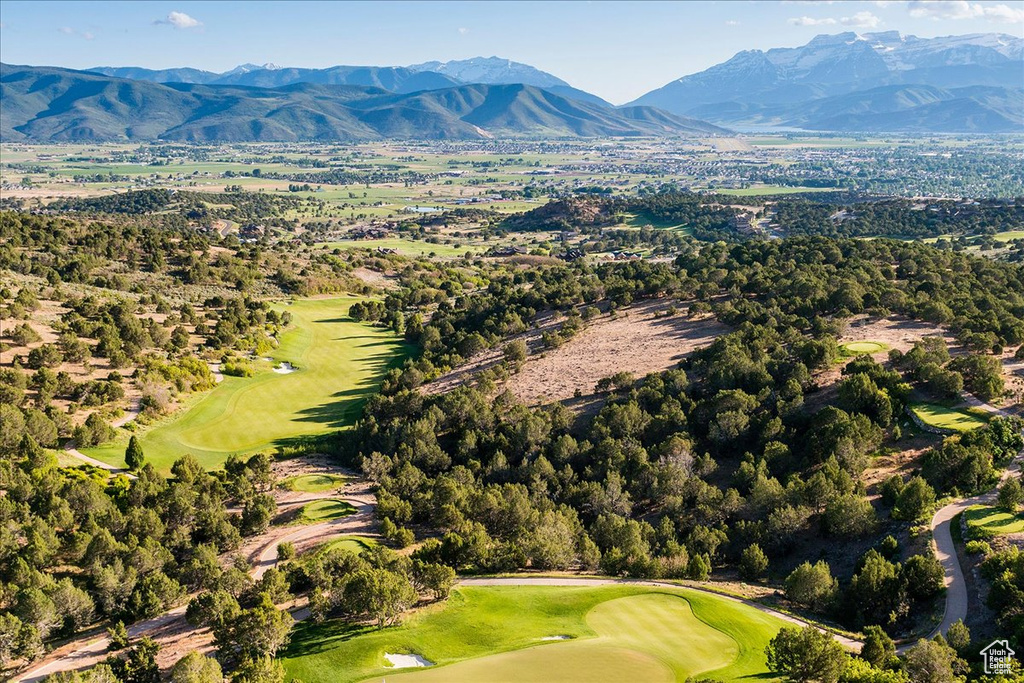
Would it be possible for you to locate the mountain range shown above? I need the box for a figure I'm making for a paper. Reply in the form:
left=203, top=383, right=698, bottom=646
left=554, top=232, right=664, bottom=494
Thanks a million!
left=3, top=33, right=1021, bottom=141
left=632, top=32, right=1023, bottom=132
left=0, top=63, right=725, bottom=142
left=87, top=56, right=611, bottom=107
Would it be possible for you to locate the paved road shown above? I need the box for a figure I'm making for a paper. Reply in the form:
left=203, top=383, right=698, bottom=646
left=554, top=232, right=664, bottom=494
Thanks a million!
left=925, top=437, right=1023, bottom=641
left=460, top=577, right=862, bottom=651
left=63, top=441, right=137, bottom=479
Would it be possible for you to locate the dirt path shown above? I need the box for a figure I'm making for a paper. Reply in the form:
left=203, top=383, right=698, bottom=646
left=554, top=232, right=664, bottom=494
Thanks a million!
left=459, top=577, right=862, bottom=651
left=13, top=461, right=373, bottom=682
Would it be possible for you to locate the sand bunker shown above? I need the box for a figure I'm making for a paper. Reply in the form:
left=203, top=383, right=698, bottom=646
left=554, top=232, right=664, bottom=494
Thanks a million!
left=384, top=653, right=434, bottom=668
left=540, top=635, right=571, bottom=641
left=273, top=362, right=296, bottom=374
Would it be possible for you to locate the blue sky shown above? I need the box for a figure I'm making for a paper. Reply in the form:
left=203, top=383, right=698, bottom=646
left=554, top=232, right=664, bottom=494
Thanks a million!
left=1, top=1, right=1021, bottom=103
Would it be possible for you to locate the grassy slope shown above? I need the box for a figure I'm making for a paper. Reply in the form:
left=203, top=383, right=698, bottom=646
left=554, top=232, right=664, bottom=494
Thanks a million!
left=84, top=297, right=411, bottom=471
left=281, top=586, right=784, bottom=683
left=910, top=402, right=990, bottom=432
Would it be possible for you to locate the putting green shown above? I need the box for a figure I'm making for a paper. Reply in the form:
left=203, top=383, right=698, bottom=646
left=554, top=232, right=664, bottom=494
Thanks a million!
left=299, top=499, right=357, bottom=523
left=83, top=297, right=412, bottom=471
left=321, top=536, right=378, bottom=555
left=911, top=402, right=989, bottom=432
left=281, top=586, right=785, bottom=683
left=282, top=473, right=349, bottom=493
left=965, top=504, right=1024, bottom=537
left=840, top=341, right=888, bottom=356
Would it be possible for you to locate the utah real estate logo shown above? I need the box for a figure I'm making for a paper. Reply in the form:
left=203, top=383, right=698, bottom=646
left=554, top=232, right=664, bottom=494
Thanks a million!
left=981, top=639, right=1015, bottom=675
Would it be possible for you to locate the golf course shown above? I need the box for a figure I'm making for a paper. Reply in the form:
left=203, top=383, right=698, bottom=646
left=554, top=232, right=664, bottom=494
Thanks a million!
left=910, top=401, right=990, bottom=432
left=965, top=504, right=1024, bottom=538
left=83, top=297, right=411, bottom=471
left=281, top=585, right=786, bottom=683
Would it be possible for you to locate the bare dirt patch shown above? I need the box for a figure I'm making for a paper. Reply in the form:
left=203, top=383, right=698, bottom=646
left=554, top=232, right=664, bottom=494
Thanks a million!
left=507, top=304, right=726, bottom=406
left=840, top=315, right=958, bottom=355
left=430, top=300, right=726, bottom=406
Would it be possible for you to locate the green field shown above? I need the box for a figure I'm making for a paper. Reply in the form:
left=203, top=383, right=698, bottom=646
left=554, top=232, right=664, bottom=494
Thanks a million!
left=320, top=536, right=378, bottom=555
left=299, top=499, right=357, bottom=523
left=965, top=504, right=1024, bottom=537
left=839, top=341, right=888, bottom=357
left=910, top=402, right=990, bottom=432
left=282, top=473, right=350, bottom=493
left=83, top=297, right=411, bottom=471
left=281, top=585, right=785, bottom=683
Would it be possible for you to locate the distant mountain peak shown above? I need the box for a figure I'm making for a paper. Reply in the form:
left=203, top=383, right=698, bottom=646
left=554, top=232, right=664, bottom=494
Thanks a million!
left=407, top=56, right=570, bottom=88
left=225, top=62, right=281, bottom=75
left=630, top=31, right=1023, bottom=134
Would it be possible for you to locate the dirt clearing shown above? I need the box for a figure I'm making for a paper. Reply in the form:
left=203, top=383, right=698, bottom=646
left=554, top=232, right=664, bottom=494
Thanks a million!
left=425, top=299, right=728, bottom=406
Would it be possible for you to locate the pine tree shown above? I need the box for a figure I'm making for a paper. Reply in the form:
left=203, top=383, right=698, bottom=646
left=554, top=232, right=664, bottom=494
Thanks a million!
left=125, top=435, right=145, bottom=471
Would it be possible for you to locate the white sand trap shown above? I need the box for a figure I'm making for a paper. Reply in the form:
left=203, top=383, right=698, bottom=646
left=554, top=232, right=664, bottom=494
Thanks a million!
left=273, top=362, right=296, bottom=374
left=540, top=635, right=571, bottom=641
left=384, top=653, right=433, bottom=668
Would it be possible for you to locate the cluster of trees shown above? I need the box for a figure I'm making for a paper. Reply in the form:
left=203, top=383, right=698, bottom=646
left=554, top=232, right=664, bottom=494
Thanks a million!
left=350, top=316, right=945, bottom=634
left=765, top=621, right=995, bottom=683
left=772, top=197, right=1024, bottom=240
left=0, top=441, right=278, bottom=666
left=783, top=538, right=942, bottom=630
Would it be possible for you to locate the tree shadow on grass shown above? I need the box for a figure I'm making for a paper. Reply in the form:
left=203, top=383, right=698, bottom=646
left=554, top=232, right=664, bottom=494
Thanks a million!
left=283, top=617, right=375, bottom=658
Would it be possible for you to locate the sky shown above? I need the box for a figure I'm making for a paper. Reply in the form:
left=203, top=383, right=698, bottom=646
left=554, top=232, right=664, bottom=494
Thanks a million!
left=1, top=1, right=1022, bottom=103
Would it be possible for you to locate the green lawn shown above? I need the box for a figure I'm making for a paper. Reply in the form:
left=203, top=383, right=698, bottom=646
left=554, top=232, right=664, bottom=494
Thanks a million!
left=965, top=504, right=1024, bottom=537
left=299, top=499, right=357, bottom=523
left=281, top=585, right=785, bottom=683
left=319, top=536, right=378, bottom=555
left=910, top=402, right=990, bottom=432
left=840, top=341, right=888, bottom=357
left=281, top=473, right=349, bottom=493
left=83, top=297, right=412, bottom=471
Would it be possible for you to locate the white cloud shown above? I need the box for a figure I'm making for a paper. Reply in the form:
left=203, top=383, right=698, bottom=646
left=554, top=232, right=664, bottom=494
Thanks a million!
left=157, top=11, right=202, bottom=29
left=982, top=3, right=1024, bottom=23
left=907, top=0, right=1024, bottom=23
left=725, top=19, right=741, bottom=26
left=788, top=16, right=838, bottom=25
left=458, top=27, right=469, bottom=35
left=58, top=26, right=94, bottom=39
left=841, top=11, right=882, bottom=27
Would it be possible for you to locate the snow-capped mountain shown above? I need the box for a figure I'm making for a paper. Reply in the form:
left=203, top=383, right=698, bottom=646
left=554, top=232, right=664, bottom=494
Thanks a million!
left=222, top=62, right=282, bottom=76
left=408, top=56, right=569, bottom=88
left=631, top=32, right=1023, bottom=133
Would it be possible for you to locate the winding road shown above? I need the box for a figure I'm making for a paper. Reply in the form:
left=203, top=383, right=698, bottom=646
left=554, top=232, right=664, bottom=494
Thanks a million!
left=924, top=399, right=1022, bottom=642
